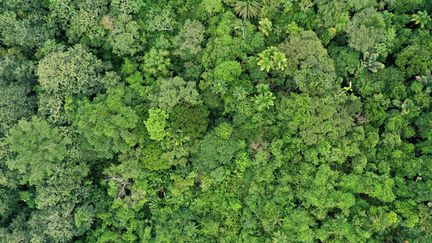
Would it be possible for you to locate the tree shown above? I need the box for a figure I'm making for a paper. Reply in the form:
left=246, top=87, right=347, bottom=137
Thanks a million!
left=201, top=0, right=223, bottom=16
left=4, top=117, right=71, bottom=185
left=0, top=85, right=36, bottom=135
left=396, top=34, right=432, bottom=77
left=36, top=44, right=109, bottom=122
left=173, top=20, right=205, bottom=60
left=257, top=46, right=287, bottom=72
left=234, top=0, right=261, bottom=20
left=106, top=14, right=142, bottom=56
left=278, top=31, right=338, bottom=95
left=0, top=52, right=37, bottom=134
left=210, top=60, right=243, bottom=95
left=142, top=48, right=171, bottom=78
left=109, top=0, right=145, bottom=15
left=147, top=8, right=175, bottom=32
left=148, top=77, right=201, bottom=111
left=74, top=86, right=139, bottom=158
left=25, top=162, right=97, bottom=242
left=328, top=46, right=360, bottom=78
left=258, top=18, right=272, bottom=36
left=0, top=188, right=20, bottom=226
left=48, top=0, right=109, bottom=46
left=280, top=209, right=316, bottom=242
left=169, top=104, right=209, bottom=139
left=316, top=1, right=350, bottom=32
left=411, top=11, right=431, bottom=29
left=0, top=53, right=36, bottom=134
left=361, top=52, right=385, bottom=73
left=215, top=122, right=233, bottom=140
left=0, top=51, right=35, bottom=87
left=1, top=1, right=432, bottom=241
left=0, top=1, right=56, bottom=50
left=145, top=108, right=168, bottom=141
left=140, top=141, right=166, bottom=170
left=278, top=93, right=354, bottom=145
left=253, top=84, right=275, bottom=111
left=201, top=11, right=264, bottom=69
left=346, top=8, right=386, bottom=52
left=193, top=133, right=239, bottom=172
left=296, top=165, right=356, bottom=220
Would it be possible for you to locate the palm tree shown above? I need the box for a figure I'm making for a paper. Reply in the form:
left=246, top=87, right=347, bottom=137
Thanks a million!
left=361, top=52, right=385, bottom=73
left=416, top=72, right=432, bottom=86
left=254, top=84, right=275, bottom=111
left=257, top=47, right=287, bottom=72
left=411, top=11, right=431, bottom=29
left=234, top=0, right=261, bottom=20
left=257, top=54, right=272, bottom=72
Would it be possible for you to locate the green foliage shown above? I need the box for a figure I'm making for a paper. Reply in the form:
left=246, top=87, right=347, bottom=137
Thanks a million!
left=258, top=18, right=272, bottom=36
left=145, top=108, right=168, bottom=141
left=317, top=1, right=350, bottom=31
left=278, top=94, right=354, bottom=145
left=1, top=1, right=432, bottom=242
left=193, top=133, right=239, bottom=172
left=142, top=48, right=171, bottom=77
left=37, top=44, right=109, bottom=121
left=25, top=163, right=96, bottom=242
left=340, top=173, right=396, bottom=203
left=0, top=188, right=20, bottom=225
left=257, top=46, right=287, bottom=72
left=396, top=34, right=432, bottom=77
left=361, top=52, right=385, bottom=73
left=4, top=117, right=71, bottom=185
left=0, top=52, right=36, bottom=133
left=211, top=60, right=243, bottom=94
left=37, top=44, right=105, bottom=95
left=279, top=30, right=338, bottom=95
left=254, top=84, right=275, bottom=111
left=411, top=11, right=431, bottom=29
left=149, top=77, right=201, bottom=110
left=328, top=46, right=361, bottom=78
left=140, top=142, right=166, bottom=170
left=169, top=104, right=209, bottom=139
left=174, top=19, right=205, bottom=60
left=234, top=0, right=261, bottom=20
left=0, top=85, right=36, bottom=135
left=201, top=11, right=264, bottom=69
left=106, top=14, right=142, bottom=56
left=0, top=50, right=35, bottom=86
left=0, top=1, right=55, bottom=50
left=147, top=7, right=175, bottom=32
left=215, top=122, right=233, bottom=139
left=74, top=86, right=139, bottom=158
left=49, top=1, right=108, bottom=46
left=346, top=8, right=386, bottom=52
left=201, top=0, right=223, bottom=16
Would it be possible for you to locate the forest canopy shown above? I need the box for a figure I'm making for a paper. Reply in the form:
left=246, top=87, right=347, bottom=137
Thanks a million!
left=1, top=0, right=432, bottom=242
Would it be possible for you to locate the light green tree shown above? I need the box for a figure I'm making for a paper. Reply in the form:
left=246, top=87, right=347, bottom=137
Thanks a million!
left=145, top=108, right=168, bottom=141
left=411, top=11, right=431, bottom=29
left=257, top=46, right=287, bottom=72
